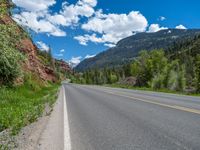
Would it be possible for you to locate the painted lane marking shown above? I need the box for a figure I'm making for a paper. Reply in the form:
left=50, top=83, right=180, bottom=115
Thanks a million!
left=103, top=90, right=200, bottom=115
left=80, top=85, right=200, bottom=115
left=63, top=86, right=72, bottom=150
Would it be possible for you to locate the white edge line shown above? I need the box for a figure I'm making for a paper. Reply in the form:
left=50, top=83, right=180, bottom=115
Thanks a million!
left=63, top=86, right=72, bottom=150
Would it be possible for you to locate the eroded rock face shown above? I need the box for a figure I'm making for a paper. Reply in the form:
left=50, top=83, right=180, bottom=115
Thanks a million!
left=18, top=38, right=57, bottom=82
left=0, top=13, right=72, bottom=83
left=56, top=60, right=73, bottom=74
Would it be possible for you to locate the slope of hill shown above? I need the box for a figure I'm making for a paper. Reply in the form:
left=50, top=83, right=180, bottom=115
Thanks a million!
left=76, top=29, right=200, bottom=71
left=0, top=1, right=72, bottom=147
left=0, top=1, right=72, bottom=84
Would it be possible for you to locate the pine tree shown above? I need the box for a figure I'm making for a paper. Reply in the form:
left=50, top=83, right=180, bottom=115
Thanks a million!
left=195, top=55, right=200, bottom=93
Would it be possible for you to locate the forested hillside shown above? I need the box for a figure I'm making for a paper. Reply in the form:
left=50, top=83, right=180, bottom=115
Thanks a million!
left=76, top=29, right=200, bottom=71
left=73, top=35, right=200, bottom=94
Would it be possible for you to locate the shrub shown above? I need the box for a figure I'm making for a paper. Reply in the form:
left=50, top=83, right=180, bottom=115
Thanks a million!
left=167, top=70, right=178, bottom=91
left=151, top=73, right=165, bottom=90
left=0, top=45, right=23, bottom=85
left=177, top=65, right=186, bottom=91
left=0, top=23, right=25, bottom=85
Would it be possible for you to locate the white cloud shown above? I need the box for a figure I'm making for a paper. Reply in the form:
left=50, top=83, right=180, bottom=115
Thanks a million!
left=85, top=54, right=96, bottom=59
left=13, top=11, right=66, bottom=37
left=12, top=0, right=56, bottom=11
left=12, top=0, right=97, bottom=37
left=82, top=11, right=147, bottom=34
left=74, top=35, right=88, bottom=46
left=148, top=24, right=168, bottom=33
left=47, top=14, right=68, bottom=26
left=36, top=41, right=49, bottom=51
left=55, top=49, right=65, bottom=57
left=104, top=43, right=116, bottom=48
left=60, top=49, right=65, bottom=53
left=74, top=33, right=103, bottom=45
left=176, top=24, right=187, bottom=30
left=159, top=16, right=166, bottom=21
left=75, top=11, right=148, bottom=46
left=60, top=0, right=96, bottom=26
left=78, top=0, right=97, bottom=7
left=69, top=56, right=82, bottom=67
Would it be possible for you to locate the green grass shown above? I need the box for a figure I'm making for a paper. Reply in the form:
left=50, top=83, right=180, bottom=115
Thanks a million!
left=0, top=82, right=60, bottom=135
left=105, top=84, right=200, bottom=97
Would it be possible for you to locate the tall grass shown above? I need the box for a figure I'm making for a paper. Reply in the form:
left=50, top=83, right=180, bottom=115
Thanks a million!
left=0, top=82, right=59, bottom=135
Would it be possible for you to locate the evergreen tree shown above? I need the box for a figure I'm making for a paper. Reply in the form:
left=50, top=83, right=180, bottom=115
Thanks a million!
left=195, top=55, right=200, bottom=92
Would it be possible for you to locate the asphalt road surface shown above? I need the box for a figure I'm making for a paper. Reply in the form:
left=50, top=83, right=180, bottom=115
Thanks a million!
left=63, top=83, right=200, bottom=150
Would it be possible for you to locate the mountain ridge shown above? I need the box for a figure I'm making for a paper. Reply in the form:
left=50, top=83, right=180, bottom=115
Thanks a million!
left=76, top=29, right=200, bottom=72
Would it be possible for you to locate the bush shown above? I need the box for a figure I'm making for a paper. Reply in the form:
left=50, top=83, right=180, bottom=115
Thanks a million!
left=167, top=70, right=178, bottom=90
left=166, top=63, right=186, bottom=92
left=0, top=23, right=25, bottom=85
left=151, top=73, right=165, bottom=90
left=0, top=44, right=23, bottom=85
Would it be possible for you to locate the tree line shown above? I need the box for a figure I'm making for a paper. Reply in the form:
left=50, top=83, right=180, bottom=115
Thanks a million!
left=73, top=35, right=200, bottom=93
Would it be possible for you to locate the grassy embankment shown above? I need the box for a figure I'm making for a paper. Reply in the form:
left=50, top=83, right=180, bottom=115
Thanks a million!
left=0, top=0, right=61, bottom=136
left=0, top=78, right=60, bottom=135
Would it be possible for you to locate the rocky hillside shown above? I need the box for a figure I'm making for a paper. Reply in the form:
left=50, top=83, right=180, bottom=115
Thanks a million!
left=0, top=1, right=72, bottom=84
left=76, top=29, right=200, bottom=71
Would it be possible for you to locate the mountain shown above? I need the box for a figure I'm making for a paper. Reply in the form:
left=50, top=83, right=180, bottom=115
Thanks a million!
left=76, top=29, right=200, bottom=72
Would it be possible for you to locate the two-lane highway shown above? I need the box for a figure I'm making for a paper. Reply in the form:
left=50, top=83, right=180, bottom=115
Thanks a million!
left=63, top=84, right=200, bottom=150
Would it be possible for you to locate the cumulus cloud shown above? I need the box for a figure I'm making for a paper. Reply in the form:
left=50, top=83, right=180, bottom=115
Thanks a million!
left=78, top=0, right=97, bottom=7
left=13, top=11, right=66, bottom=36
left=12, top=0, right=56, bottom=11
left=85, top=54, right=96, bottom=59
left=74, top=34, right=103, bottom=45
left=12, top=0, right=97, bottom=37
left=75, top=11, right=148, bottom=46
left=61, top=1, right=96, bottom=26
left=36, top=41, right=49, bottom=51
left=176, top=24, right=187, bottom=30
left=148, top=24, right=168, bottom=33
left=69, top=56, right=82, bottom=67
left=47, top=14, right=68, bottom=26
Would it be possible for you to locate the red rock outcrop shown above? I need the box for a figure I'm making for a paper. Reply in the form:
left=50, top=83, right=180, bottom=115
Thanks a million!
left=18, top=38, right=58, bottom=82
left=0, top=4, right=72, bottom=83
left=55, top=59, right=73, bottom=74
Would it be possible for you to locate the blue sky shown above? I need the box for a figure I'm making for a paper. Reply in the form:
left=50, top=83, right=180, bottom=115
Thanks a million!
left=12, top=0, right=200, bottom=66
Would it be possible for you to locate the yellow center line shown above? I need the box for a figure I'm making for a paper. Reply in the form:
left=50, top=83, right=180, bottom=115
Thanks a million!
left=100, top=90, right=200, bottom=115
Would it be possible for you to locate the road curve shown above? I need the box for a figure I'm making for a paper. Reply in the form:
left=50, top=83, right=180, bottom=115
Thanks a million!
left=63, top=83, right=200, bottom=150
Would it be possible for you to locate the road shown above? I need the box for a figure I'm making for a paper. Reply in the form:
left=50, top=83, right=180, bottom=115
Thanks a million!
left=63, top=83, right=200, bottom=150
